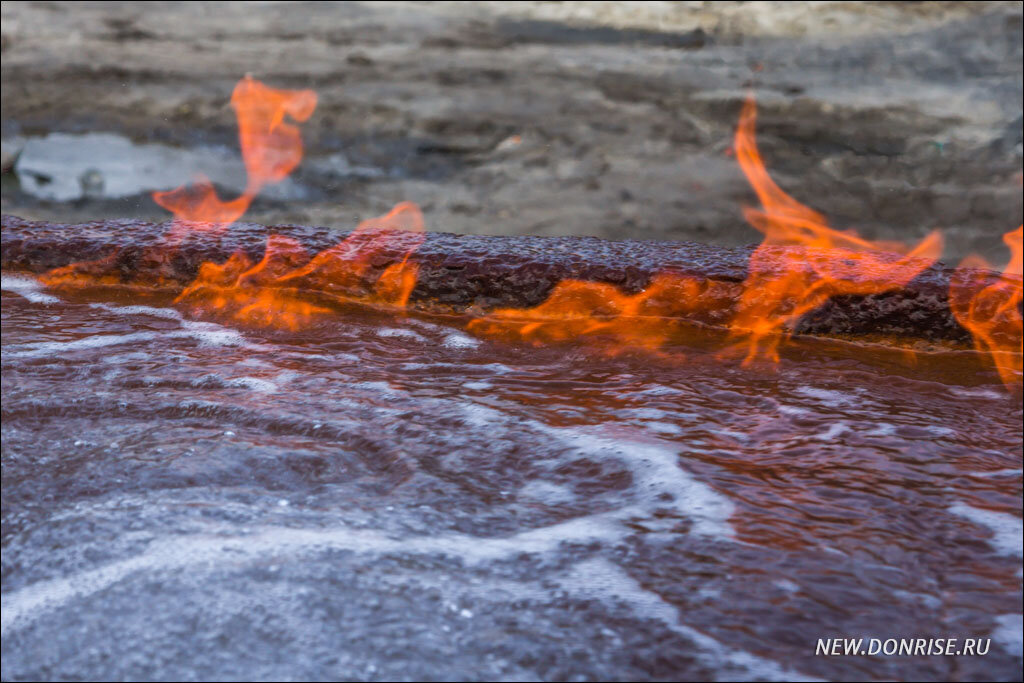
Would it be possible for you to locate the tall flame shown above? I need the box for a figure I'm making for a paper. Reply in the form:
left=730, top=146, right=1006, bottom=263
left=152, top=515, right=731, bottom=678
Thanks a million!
left=152, top=75, right=317, bottom=228
left=728, top=96, right=943, bottom=363
left=950, top=226, right=1023, bottom=386
left=467, top=96, right=946, bottom=364
left=37, top=76, right=426, bottom=331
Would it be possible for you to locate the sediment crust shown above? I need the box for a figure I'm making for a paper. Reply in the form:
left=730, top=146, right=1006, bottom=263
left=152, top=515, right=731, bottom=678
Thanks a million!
left=1, top=214, right=1011, bottom=344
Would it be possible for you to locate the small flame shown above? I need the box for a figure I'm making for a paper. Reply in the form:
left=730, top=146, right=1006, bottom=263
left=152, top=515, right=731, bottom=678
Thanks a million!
left=278, top=201, right=425, bottom=308
left=728, top=96, right=943, bottom=363
left=950, top=226, right=1023, bottom=386
left=153, top=75, right=317, bottom=228
left=151, top=175, right=251, bottom=226
left=467, top=274, right=726, bottom=356
left=175, top=202, right=425, bottom=329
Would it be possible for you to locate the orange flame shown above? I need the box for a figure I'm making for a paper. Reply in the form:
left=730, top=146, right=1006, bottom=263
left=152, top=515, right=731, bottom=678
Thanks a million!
left=152, top=75, right=317, bottom=228
left=728, top=96, right=943, bottom=363
left=950, top=226, right=1023, bottom=386
left=175, top=202, right=425, bottom=329
left=467, top=96, right=945, bottom=363
left=466, top=274, right=735, bottom=356
left=277, top=202, right=425, bottom=309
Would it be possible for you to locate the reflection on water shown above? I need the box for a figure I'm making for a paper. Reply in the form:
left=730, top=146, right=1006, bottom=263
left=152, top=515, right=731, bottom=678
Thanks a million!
left=1, top=275, right=1021, bottom=681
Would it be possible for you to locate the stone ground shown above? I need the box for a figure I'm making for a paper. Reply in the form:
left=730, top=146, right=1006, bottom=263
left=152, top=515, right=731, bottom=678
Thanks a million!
left=2, top=2, right=1021, bottom=264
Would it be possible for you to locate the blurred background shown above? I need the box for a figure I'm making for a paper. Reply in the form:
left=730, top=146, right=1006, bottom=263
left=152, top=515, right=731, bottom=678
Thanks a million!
left=1, top=1, right=1021, bottom=263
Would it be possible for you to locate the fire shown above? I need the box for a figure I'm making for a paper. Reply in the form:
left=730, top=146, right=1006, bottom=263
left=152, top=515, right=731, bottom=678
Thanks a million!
left=176, top=202, right=425, bottom=329
left=727, top=96, right=943, bottom=363
left=466, top=274, right=738, bottom=356
left=151, top=176, right=251, bottom=227
left=949, top=226, right=1023, bottom=386
left=467, top=96, right=945, bottom=363
left=29, top=78, right=1023, bottom=391
left=275, top=202, right=425, bottom=309
left=152, top=75, right=317, bottom=229
left=468, top=275, right=691, bottom=353
left=35, top=75, right=425, bottom=330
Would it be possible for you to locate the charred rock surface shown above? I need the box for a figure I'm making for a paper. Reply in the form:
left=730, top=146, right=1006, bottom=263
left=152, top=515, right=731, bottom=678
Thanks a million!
left=2, top=214, right=990, bottom=344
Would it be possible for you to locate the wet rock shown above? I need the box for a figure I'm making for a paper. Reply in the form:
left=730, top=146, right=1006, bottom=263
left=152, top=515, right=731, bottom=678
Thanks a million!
left=1, top=214, right=1004, bottom=345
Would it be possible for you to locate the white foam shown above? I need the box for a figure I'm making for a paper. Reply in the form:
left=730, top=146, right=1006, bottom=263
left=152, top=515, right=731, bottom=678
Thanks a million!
left=226, top=377, right=278, bottom=393
left=777, top=405, right=809, bottom=416
left=1, top=274, right=59, bottom=304
left=629, top=408, right=674, bottom=420
left=774, top=579, right=799, bottom=594
left=923, top=424, right=955, bottom=437
left=460, top=403, right=506, bottom=428
left=794, top=386, right=854, bottom=407
left=101, top=351, right=152, bottom=364
left=477, top=363, right=513, bottom=375
left=90, top=302, right=183, bottom=320
left=971, top=468, right=1024, bottom=479
left=5, top=320, right=248, bottom=359
left=891, top=588, right=942, bottom=610
left=449, top=400, right=733, bottom=539
left=711, top=428, right=749, bottom=443
left=814, top=422, right=849, bottom=441
left=442, top=332, right=480, bottom=349
left=7, top=300, right=257, bottom=359
left=0, top=514, right=625, bottom=636
left=517, top=480, right=577, bottom=505
left=542, top=426, right=735, bottom=540
left=6, top=331, right=175, bottom=359
left=644, top=421, right=684, bottom=436
left=949, top=503, right=1023, bottom=558
left=180, top=320, right=249, bottom=348
left=991, top=613, right=1023, bottom=658
left=866, top=422, right=897, bottom=437
left=558, top=559, right=819, bottom=681
left=376, top=327, right=427, bottom=342
left=948, top=386, right=1006, bottom=401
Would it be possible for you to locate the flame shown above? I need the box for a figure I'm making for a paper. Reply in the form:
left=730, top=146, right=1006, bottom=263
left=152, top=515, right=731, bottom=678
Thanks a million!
left=39, top=76, right=318, bottom=290
left=277, top=202, right=425, bottom=308
left=34, top=76, right=427, bottom=329
left=727, top=96, right=943, bottom=363
left=152, top=75, right=317, bottom=228
left=466, top=274, right=734, bottom=356
left=40, top=251, right=131, bottom=290
left=468, top=96, right=944, bottom=363
left=151, top=175, right=251, bottom=227
left=949, top=226, right=1023, bottom=385
left=175, top=202, right=425, bottom=329
left=33, top=81, right=1022, bottom=390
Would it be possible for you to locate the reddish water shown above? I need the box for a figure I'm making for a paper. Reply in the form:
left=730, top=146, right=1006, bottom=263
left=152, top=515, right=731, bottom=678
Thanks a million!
left=2, top=273, right=1021, bottom=681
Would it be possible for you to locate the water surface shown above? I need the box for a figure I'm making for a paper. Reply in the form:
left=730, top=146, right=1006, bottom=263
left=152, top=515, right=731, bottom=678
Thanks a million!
left=1, top=275, right=1021, bottom=680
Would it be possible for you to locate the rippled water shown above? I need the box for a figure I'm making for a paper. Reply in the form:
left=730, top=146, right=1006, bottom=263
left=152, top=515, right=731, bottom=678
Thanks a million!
left=2, top=273, right=1021, bottom=681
